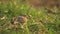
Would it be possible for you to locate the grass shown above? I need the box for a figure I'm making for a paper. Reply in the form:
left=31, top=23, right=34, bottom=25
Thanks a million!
left=0, top=0, right=60, bottom=34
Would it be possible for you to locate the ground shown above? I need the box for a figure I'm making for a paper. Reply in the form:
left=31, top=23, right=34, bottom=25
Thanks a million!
left=0, top=0, right=60, bottom=34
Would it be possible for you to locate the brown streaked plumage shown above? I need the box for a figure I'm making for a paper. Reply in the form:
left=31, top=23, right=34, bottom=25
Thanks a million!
left=12, top=14, right=28, bottom=28
left=16, top=15, right=27, bottom=25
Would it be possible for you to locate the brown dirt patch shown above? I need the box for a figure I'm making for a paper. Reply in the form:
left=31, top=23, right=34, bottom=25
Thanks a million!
left=28, top=0, right=60, bottom=9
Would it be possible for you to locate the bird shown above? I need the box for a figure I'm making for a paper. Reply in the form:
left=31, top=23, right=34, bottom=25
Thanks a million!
left=11, top=14, right=28, bottom=28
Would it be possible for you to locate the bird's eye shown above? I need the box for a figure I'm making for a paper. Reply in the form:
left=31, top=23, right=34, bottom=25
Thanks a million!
left=13, top=18, right=16, bottom=21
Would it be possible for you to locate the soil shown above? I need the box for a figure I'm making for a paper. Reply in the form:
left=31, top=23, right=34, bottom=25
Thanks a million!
left=28, top=0, right=60, bottom=9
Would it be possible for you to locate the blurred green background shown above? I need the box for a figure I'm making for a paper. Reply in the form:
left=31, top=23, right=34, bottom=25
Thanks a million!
left=0, top=0, right=60, bottom=34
